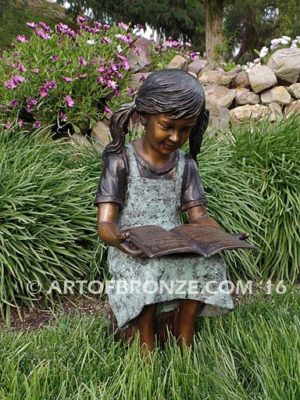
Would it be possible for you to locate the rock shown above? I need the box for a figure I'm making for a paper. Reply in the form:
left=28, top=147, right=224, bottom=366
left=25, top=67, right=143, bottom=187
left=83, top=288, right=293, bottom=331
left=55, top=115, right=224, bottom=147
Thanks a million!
left=70, top=133, right=91, bottom=147
left=288, top=83, right=300, bottom=99
left=199, top=62, right=216, bottom=75
left=267, top=48, right=300, bottom=83
left=232, top=71, right=250, bottom=88
left=127, top=37, right=152, bottom=73
left=199, top=70, right=235, bottom=86
left=248, top=65, right=277, bottom=93
left=187, top=59, right=208, bottom=75
left=204, top=84, right=236, bottom=108
left=166, top=55, right=187, bottom=70
left=206, top=99, right=229, bottom=130
left=188, top=71, right=197, bottom=79
left=284, top=100, right=300, bottom=116
left=235, top=88, right=260, bottom=105
left=229, top=104, right=270, bottom=123
left=91, top=121, right=111, bottom=151
left=129, top=72, right=152, bottom=89
left=261, top=86, right=292, bottom=104
left=268, top=103, right=283, bottom=122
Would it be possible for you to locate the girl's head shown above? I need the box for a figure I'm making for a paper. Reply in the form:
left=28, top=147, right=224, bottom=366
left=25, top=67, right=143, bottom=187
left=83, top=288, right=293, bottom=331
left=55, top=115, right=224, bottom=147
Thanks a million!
left=104, top=69, right=209, bottom=163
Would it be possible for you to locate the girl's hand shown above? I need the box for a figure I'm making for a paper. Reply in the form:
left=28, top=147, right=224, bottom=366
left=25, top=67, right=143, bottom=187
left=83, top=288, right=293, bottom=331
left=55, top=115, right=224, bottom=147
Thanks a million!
left=117, top=236, right=148, bottom=258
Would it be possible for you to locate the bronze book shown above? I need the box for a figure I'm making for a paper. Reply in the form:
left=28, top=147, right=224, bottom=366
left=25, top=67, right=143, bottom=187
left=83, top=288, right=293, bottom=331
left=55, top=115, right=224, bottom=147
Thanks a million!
left=123, top=224, right=256, bottom=258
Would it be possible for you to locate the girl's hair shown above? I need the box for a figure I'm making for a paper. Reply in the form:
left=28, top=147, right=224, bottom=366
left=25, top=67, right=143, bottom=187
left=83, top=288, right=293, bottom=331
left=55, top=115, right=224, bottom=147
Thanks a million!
left=104, top=69, right=209, bottom=164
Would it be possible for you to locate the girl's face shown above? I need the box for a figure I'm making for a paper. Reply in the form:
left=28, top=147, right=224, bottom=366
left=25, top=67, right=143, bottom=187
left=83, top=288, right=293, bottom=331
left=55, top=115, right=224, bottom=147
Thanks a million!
left=143, top=113, right=197, bottom=155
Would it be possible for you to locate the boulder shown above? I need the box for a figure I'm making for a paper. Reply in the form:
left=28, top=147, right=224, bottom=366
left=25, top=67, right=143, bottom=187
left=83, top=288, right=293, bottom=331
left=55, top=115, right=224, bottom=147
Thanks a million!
left=129, top=72, right=152, bottom=89
left=235, top=88, right=260, bottom=105
left=199, top=70, right=235, bottom=86
left=248, top=65, right=277, bottom=93
left=288, top=83, right=300, bottom=99
left=229, top=104, right=270, bottom=123
left=127, top=37, right=152, bottom=73
left=261, top=86, right=292, bottom=104
left=187, top=59, right=208, bottom=75
left=204, top=84, right=236, bottom=108
left=267, top=48, right=300, bottom=83
left=166, top=55, right=187, bottom=70
left=206, top=99, right=229, bottom=130
left=232, top=70, right=250, bottom=88
left=268, top=103, right=283, bottom=122
left=91, top=121, right=111, bottom=151
left=284, top=100, right=300, bottom=116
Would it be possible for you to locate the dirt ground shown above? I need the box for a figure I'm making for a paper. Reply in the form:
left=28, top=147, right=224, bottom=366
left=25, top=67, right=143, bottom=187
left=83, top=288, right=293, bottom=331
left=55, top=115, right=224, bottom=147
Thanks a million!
left=0, top=281, right=286, bottom=332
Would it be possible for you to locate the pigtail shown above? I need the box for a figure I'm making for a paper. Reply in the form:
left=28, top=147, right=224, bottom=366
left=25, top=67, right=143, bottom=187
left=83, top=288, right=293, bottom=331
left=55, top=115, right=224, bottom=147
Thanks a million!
left=103, top=102, right=136, bottom=156
left=189, top=108, right=209, bottom=165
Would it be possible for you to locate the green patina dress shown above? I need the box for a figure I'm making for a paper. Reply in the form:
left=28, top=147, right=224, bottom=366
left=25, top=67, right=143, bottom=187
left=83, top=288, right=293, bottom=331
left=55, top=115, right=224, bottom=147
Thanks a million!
left=107, top=142, right=234, bottom=330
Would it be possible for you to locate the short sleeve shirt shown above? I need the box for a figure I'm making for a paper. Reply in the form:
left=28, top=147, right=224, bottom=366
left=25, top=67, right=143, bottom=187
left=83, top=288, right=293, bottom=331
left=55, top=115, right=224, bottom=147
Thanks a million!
left=94, top=142, right=207, bottom=211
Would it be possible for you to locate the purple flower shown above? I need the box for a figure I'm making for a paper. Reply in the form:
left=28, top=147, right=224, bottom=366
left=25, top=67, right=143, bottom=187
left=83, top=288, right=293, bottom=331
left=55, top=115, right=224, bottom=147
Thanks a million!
left=97, top=65, right=106, bottom=73
left=16, top=35, right=28, bottom=43
left=26, top=22, right=37, bottom=29
left=39, top=22, right=51, bottom=33
left=122, top=60, right=130, bottom=70
left=94, top=21, right=102, bottom=29
left=63, top=77, right=73, bottom=83
left=33, top=68, right=40, bottom=74
left=115, top=72, right=124, bottom=79
left=66, top=60, right=72, bottom=65
left=5, top=75, right=26, bottom=89
left=33, top=121, right=41, bottom=128
left=45, top=80, right=57, bottom=90
left=102, top=37, right=112, bottom=44
left=139, top=75, right=146, bottom=82
left=4, top=121, right=12, bottom=129
left=127, top=87, right=136, bottom=97
left=118, top=22, right=129, bottom=30
left=18, top=119, right=24, bottom=127
left=79, top=57, right=87, bottom=66
left=51, top=54, right=59, bottom=62
left=56, top=23, right=76, bottom=38
left=103, top=23, right=111, bottom=30
left=107, top=80, right=117, bottom=90
left=59, top=112, right=67, bottom=121
left=5, top=79, right=17, bottom=89
left=134, top=47, right=141, bottom=56
left=117, top=53, right=127, bottom=62
left=115, top=34, right=131, bottom=43
left=35, top=29, right=51, bottom=40
left=40, top=87, right=48, bottom=97
left=97, top=76, right=105, bottom=85
left=110, top=62, right=118, bottom=72
left=64, top=95, right=75, bottom=107
left=77, top=15, right=87, bottom=24
left=26, top=97, right=38, bottom=112
left=10, top=99, right=19, bottom=107
left=103, top=105, right=112, bottom=114
left=17, top=63, right=27, bottom=73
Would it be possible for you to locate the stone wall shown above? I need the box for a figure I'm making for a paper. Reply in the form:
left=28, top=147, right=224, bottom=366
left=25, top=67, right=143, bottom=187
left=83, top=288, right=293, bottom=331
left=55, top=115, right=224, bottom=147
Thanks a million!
left=128, top=39, right=300, bottom=130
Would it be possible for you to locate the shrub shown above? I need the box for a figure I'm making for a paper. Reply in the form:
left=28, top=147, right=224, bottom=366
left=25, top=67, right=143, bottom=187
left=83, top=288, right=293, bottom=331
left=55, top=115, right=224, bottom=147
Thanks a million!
left=0, top=17, right=135, bottom=133
left=0, top=125, right=105, bottom=318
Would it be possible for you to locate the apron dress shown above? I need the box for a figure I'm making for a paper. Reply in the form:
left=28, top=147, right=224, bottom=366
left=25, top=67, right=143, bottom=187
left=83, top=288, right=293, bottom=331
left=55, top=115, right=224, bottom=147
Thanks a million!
left=107, top=142, right=234, bottom=330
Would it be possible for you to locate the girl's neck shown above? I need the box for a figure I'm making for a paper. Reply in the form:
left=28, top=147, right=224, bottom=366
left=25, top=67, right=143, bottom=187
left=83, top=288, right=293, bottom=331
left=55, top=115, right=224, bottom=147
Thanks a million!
left=133, top=138, right=174, bottom=169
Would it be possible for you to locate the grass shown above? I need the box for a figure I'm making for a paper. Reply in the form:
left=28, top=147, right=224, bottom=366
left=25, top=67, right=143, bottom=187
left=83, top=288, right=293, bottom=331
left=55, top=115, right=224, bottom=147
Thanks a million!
left=0, top=286, right=299, bottom=399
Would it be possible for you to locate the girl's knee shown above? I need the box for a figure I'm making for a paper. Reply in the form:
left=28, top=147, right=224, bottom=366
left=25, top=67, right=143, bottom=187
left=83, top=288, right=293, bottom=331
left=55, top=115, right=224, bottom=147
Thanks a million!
left=179, top=299, right=202, bottom=318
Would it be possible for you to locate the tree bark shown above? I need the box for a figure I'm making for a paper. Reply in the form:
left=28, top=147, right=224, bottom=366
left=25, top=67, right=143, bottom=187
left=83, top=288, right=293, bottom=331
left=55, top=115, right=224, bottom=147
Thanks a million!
left=204, top=0, right=224, bottom=62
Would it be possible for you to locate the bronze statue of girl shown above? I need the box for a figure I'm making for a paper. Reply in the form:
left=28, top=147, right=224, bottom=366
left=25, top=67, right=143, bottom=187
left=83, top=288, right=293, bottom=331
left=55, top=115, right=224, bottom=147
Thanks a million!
left=95, top=69, right=235, bottom=356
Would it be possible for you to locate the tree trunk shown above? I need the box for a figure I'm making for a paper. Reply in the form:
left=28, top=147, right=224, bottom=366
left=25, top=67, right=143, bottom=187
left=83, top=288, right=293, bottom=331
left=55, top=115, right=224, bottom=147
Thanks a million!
left=204, top=0, right=224, bottom=62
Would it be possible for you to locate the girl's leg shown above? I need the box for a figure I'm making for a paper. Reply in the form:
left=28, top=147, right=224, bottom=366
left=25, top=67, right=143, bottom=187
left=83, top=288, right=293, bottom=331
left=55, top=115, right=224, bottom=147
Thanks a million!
left=136, top=304, right=156, bottom=356
left=176, top=299, right=203, bottom=350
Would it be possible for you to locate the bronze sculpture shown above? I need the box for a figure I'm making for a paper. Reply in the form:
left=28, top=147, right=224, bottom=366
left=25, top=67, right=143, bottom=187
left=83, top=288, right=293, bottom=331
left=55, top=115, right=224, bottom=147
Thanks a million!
left=95, top=69, right=252, bottom=356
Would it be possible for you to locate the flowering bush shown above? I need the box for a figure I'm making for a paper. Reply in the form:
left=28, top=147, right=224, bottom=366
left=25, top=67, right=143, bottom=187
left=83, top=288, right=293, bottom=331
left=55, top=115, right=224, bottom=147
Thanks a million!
left=0, top=17, right=137, bottom=132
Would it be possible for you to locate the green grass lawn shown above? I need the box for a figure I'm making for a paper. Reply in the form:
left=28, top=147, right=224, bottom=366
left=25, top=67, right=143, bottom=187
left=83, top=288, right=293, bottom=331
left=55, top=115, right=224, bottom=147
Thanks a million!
left=0, top=286, right=299, bottom=399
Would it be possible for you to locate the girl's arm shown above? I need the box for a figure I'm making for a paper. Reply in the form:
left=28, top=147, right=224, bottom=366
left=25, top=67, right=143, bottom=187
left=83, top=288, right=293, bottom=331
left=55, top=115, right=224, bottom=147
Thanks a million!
left=97, top=203, right=128, bottom=247
left=97, top=203, right=145, bottom=256
left=187, top=205, right=222, bottom=230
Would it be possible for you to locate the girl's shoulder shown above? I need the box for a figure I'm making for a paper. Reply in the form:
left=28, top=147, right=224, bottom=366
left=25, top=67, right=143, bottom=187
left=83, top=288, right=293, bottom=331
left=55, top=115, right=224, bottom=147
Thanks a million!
left=103, top=148, right=129, bottom=175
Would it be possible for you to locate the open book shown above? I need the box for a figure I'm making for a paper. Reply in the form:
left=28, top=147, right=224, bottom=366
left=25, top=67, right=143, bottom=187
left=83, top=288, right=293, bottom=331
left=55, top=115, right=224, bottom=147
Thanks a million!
left=121, top=224, right=255, bottom=258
